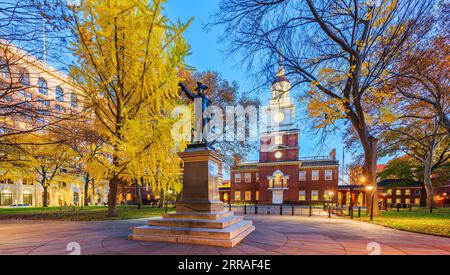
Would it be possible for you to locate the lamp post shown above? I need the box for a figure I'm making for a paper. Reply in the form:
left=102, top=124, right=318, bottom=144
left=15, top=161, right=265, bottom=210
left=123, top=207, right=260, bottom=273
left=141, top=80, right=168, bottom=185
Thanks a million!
left=443, top=193, right=447, bottom=208
left=366, top=185, right=374, bottom=221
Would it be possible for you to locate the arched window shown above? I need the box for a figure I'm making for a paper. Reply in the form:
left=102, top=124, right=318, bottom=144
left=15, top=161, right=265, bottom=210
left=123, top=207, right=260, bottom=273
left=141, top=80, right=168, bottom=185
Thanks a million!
left=38, top=78, right=47, bottom=95
left=55, top=86, right=64, bottom=102
left=19, top=69, right=30, bottom=87
left=71, top=93, right=78, bottom=108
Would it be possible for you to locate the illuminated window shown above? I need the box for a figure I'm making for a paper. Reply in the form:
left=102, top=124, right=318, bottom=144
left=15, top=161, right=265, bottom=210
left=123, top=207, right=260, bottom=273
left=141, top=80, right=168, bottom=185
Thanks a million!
left=223, top=193, right=229, bottom=202
left=311, top=190, right=319, bottom=201
left=256, top=173, right=259, bottom=182
left=396, top=198, right=401, bottom=204
left=405, top=189, right=411, bottom=195
left=299, top=171, right=306, bottom=181
left=387, top=189, right=392, bottom=195
left=405, top=198, right=410, bottom=205
left=245, top=191, right=251, bottom=201
left=325, top=170, right=332, bottom=180
left=255, top=191, right=259, bottom=201
left=126, top=193, right=132, bottom=201
left=415, top=198, right=420, bottom=205
left=312, top=170, right=319, bottom=181
left=244, top=173, right=251, bottom=183
left=275, top=135, right=283, bottom=145
left=387, top=198, right=392, bottom=204
left=234, top=173, right=241, bottom=183
left=147, top=194, right=151, bottom=200
left=234, top=191, right=241, bottom=201
left=396, top=189, right=401, bottom=195
left=0, top=190, right=12, bottom=206
left=298, top=190, right=306, bottom=201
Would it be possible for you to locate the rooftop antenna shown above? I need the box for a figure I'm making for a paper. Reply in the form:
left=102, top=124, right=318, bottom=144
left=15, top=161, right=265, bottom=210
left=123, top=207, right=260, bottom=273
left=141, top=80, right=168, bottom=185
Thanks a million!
left=42, top=13, right=46, bottom=63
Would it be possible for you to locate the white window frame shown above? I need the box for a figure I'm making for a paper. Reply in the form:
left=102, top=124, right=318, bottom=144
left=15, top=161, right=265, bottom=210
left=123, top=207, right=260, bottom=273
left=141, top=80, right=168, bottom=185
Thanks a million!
left=311, top=190, right=319, bottom=201
left=244, top=173, right=251, bottom=183
left=325, top=170, right=332, bottom=180
left=235, top=191, right=241, bottom=201
left=235, top=173, right=241, bottom=183
left=245, top=191, right=251, bottom=201
left=312, top=170, right=319, bottom=181
left=275, top=135, right=283, bottom=145
left=299, top=171, right=306, bottom=181
left=298, top=190, right=306, bottom=201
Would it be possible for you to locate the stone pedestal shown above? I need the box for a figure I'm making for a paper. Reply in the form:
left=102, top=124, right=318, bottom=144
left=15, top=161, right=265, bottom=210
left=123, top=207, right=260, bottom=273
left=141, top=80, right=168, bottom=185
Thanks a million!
left=129, top=143, right=254, bottom=248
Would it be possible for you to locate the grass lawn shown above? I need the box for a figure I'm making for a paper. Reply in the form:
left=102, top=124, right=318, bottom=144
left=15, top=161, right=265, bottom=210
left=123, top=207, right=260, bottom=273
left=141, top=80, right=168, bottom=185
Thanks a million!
left=0, top=205, right=175, bottom=221
left=346, top=207, right=450, bottom=237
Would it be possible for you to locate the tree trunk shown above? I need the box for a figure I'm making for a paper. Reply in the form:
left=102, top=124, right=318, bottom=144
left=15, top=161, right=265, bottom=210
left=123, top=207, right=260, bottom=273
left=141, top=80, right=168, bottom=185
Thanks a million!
left=364, top=137, right=381, bottom=217
left=107, top=174, right=119, bottom=217
left=84, top=173, right=90, bottom=207
left=159, top=189, right=164, bottom=208
left=423, top=154, right=434, bottom=208
left=42, top=183, right=48, bottom=207
left=135, top=179, right=142, bottom=209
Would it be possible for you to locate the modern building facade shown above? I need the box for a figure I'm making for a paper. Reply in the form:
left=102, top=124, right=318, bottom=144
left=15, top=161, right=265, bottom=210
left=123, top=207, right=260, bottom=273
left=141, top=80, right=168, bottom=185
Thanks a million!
left=0, top=42, right=108, bottom=207
left=230, top=62, right=339, bottom=205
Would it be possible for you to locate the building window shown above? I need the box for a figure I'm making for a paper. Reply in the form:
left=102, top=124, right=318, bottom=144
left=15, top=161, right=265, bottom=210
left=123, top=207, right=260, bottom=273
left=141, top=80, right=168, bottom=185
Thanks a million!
left=0, top=58, right=9, bottom=78
left=244, top=173, right=251, bottom=183
left=325, top=170, right=332, bottom=180
left=387, top=189, right=392, bottom=195
left=324, top=190, right=333, bottom=201
left=245, top=191, right=251, bottom=201
left=415, top=198, right=420, bottom=205
left=405, top=198, right=410, bottom=205
left=0, top=178, right=13, bottom=184
left=234, top=191, right=241, bottom=201
left=387, top=198, right=392, bottom=204
left=299, top=171, right=306, bottom=181
left=71, top=93, right=78, bottom=108
left=56, top=86, right=64, bottom=102
left=23, top=191, right=33, bottom=205
left=0, top=190, right=12, bottom=206
left=19, top=69, right=30, bottom=87
left=256, top=173, right=259, bottom=182
left=298, top=190, right=306, bottom=201
left=275, top=135, right=283, bottom=145
left=415, top=189, right=420, bottom=196
left=126, top=193, right=132, bottom=201
left=405, top=189, right=411, bottom=196
left=234, top=173, right=241, bottom=183
left=396, top=189, right=401, bottom=195
left=23, top=178, right=33, bottom=185
left=311, top=190, right=319, bottom=201
left=38, top=78, right=47, bottom=95
left=396, top=198, right=401, bottom=204
left=312, top=170, right=319, bottom=181
left=255, top=191, right=259, bottom=201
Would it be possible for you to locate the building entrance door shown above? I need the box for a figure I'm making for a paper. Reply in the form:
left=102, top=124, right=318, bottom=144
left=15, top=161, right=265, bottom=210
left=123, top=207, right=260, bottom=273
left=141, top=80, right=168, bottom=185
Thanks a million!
left=272, top=190, right=283, bottom=204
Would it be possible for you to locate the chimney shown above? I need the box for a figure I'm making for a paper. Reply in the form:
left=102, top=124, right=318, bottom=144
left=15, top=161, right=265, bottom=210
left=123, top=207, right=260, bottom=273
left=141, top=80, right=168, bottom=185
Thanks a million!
left=330, top=148, right=336, bottom=160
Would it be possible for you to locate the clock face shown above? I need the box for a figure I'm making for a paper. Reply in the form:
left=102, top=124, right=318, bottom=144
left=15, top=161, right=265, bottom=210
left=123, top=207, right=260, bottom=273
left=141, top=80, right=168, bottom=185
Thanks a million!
left=274, top=112, right=285, bottom=123
left=274, top=151, right=282, bottom=159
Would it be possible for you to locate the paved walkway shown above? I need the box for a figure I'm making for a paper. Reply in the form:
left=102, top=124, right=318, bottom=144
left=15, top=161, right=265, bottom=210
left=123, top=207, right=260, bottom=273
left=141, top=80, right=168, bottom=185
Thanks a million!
left=0, top=215, right=449, bottom=255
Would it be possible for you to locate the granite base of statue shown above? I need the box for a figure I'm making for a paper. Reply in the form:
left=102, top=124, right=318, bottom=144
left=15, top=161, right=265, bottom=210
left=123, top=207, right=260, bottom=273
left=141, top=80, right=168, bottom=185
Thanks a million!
left=129, top=143, right=255, bottom=247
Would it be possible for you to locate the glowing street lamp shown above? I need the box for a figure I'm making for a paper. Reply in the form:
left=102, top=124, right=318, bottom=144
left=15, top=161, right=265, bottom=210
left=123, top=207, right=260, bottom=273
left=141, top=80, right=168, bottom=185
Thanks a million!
left=366, top=185, right=374, bottom=221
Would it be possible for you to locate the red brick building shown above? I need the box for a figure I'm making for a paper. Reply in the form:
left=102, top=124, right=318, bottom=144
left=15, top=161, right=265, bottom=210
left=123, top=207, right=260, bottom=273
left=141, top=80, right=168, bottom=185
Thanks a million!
left=230, top=63, right=339, bottom=205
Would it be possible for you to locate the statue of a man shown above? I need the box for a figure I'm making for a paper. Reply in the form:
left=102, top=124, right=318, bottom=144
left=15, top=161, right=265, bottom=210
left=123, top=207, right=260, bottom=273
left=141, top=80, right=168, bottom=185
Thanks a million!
left=179, top=82, right=211, bottom=143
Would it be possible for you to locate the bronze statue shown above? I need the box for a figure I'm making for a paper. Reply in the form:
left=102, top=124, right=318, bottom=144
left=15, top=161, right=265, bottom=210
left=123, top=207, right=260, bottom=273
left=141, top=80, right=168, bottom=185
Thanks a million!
left=178, top=82, right=211, bottom=143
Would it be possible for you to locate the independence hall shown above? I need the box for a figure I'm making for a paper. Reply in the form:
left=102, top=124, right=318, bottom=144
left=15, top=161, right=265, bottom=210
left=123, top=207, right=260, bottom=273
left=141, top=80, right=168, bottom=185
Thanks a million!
left=230, top=62, right=339, bottom=205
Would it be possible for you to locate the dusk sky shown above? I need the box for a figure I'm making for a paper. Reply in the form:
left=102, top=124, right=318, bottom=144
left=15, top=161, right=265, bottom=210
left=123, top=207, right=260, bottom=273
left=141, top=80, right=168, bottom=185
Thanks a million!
left=164, top=0, right=392, bottom=179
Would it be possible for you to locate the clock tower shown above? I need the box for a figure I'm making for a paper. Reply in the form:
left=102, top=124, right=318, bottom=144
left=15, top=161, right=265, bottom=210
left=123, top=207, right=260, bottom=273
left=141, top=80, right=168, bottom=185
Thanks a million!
left=260, top=57, right=299, bottom=163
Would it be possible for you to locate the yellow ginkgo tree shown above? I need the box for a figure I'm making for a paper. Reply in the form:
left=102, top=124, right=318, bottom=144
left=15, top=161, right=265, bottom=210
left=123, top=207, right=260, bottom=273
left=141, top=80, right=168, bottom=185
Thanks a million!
left=69, top=0, right=191, bottom=216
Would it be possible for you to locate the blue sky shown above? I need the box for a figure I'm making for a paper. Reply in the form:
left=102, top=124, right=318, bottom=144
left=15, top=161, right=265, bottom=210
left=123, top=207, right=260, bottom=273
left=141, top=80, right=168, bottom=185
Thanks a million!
left=164, top=0, right=392, bottom=178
